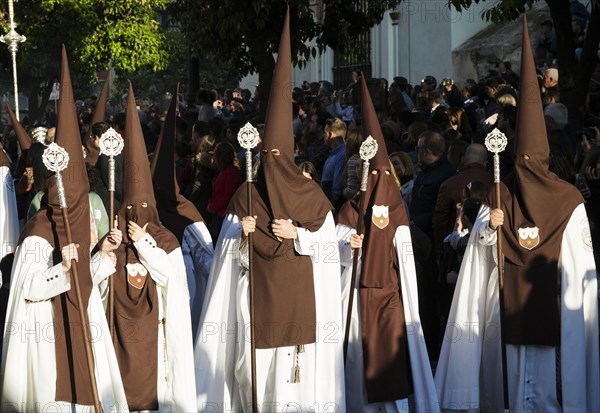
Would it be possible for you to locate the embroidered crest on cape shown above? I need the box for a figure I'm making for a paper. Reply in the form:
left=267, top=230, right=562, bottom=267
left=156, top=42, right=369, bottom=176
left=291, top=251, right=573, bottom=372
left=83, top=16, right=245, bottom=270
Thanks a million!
left=581, top=219, right=593, bottom=252
left=517, top=226, right=540, bottom=250
left=126, top=263, right=148, bottom=289
left=372, top=205, right=389, bottom=230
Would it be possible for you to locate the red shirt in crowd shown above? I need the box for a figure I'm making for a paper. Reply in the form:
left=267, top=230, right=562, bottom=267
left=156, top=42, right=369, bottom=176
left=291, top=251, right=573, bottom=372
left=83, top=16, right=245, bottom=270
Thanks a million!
left=207, top=165, right=243, bottom=217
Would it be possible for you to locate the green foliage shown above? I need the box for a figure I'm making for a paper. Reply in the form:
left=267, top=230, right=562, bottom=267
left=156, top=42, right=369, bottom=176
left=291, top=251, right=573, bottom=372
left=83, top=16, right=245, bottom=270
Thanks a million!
left=170, top=0, right=402, bottom=79
left=0, top=0, right=170, bottom=88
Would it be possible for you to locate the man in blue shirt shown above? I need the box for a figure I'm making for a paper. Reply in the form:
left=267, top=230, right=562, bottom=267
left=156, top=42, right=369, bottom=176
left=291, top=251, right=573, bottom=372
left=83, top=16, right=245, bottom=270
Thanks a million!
left=321, top=117, right=346, bottom=208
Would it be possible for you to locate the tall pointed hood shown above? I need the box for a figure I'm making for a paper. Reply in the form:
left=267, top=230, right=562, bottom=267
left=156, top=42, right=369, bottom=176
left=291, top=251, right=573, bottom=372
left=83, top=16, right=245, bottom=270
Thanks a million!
left=5, top=103, right=31, bottom=151
left=486, top=16, right=583, bottom=347
left=150, top=84, right=203, bottom=242
left=0, top=148, right=10, bottom=168
left=514, top=15, right=551, bottom=167
left=84, top=77, right=110, bottom=166
left=337, top=73, right=412, bottom=402
left=19, top=45, right=95, bottom=405
left=117, top=81, right=178, bottom=251
left=262, top=6, right=293, bottom=157
left=254, top=6, right=331, bottom=225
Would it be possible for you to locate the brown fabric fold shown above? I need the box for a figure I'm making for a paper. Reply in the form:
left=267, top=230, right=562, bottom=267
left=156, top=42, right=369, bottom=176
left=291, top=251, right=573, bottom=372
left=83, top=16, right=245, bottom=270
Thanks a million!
left=228, top=180, right=317, bottom=349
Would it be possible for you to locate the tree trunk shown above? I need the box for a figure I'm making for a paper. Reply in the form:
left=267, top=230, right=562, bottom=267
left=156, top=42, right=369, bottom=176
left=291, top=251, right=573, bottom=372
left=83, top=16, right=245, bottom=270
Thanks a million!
left=27, top=80, right=53, bottom=125
left=188, top=52, right=199, bottom=108
left=546, top=0, right=599, bottom=129
left=257, top=55, right=276, bottom=120
left=575, top=3, right=600, bottom=115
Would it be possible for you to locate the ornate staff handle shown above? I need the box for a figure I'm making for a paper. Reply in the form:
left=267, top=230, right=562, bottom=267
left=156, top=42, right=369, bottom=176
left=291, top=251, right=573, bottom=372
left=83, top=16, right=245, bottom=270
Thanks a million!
left=237, top=122, right=260, bottom=412
left=485, top=128, right=509, bottom=412
left=99, top=127, right=124, bottom=338
left=43, top=143, right=102, bottom=413
left=343, top=136, right=378, bottom=363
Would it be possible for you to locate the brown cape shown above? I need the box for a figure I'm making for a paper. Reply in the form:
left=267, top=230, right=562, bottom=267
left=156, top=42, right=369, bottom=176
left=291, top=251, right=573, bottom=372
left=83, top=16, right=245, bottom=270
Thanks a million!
left=227, top=8, right=331, bottom=349
left=484, top=17, right=583, bottom=346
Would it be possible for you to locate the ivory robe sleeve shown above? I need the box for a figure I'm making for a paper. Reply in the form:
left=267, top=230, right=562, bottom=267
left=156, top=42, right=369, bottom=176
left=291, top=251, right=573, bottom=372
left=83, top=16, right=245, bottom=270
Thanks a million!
left=133, top=233, right=197, bottom=412
left=0, top=165, right=19, bottom=267
left=182, top=221, right=214, bottom=344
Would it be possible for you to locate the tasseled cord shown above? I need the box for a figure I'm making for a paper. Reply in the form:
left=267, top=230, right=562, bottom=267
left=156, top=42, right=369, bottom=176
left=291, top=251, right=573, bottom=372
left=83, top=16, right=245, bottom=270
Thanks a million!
left=293, top=344, right=305, bottom=383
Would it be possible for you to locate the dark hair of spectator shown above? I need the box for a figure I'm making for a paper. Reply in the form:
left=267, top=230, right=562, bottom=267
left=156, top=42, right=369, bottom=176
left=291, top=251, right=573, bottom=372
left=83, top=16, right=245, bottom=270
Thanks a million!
left=298, top=161, right=321, bottom=186
left=213, top=141, right=239, bottom=171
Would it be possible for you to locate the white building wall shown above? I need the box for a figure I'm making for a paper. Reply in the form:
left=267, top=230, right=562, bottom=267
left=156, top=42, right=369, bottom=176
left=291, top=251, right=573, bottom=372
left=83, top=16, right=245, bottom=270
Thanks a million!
left=240, top=1, right=497, bottom=89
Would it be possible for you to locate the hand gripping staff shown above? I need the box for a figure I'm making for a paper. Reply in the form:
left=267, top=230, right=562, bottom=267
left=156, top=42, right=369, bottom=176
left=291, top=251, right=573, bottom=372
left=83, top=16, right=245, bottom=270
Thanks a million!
left=98, top=127, right=124, bottom=337
left=485, top=128, right=509, bottom=412
left=238, top=122, right=260, bottom=412
left=43, top=142, right=102, bottom=413
left=343, top=135, right=378, bottom=363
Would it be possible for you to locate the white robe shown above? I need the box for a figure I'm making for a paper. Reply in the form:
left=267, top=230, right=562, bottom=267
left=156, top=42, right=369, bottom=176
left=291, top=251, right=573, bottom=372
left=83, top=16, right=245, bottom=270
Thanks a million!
left=181, top=221, right=214, bottom=344
left=434, top=204, right=600, bottom=413
left=0, top=236, right=129, bottom=412
left=195, top=212, right=346, bottom=412
left=337, top=224, right=439, bottom=413
left=123, top=233, right=197, bottom=412
left=0, top=164, right=19, bottom=270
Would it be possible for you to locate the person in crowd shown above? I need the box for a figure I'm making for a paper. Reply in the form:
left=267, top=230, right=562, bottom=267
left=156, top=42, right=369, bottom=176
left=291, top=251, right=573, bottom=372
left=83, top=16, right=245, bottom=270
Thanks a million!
left=322, top=117, right=347, bottom=208
left=342, top=126, right=363, bottom=200
left=298, top=160, right=322, bottom=185
left=206, top=141, right=243, bottom=239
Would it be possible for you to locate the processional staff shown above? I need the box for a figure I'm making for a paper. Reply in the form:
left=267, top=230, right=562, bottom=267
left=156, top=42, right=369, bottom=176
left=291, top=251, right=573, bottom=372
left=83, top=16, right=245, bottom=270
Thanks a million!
left=237, top=122, right=260, bottom=412
left=98, top=127, right=124, bottom=337
left=343, top=135, right=378, bottom=363
left=485, top=127, right=509, bottom=412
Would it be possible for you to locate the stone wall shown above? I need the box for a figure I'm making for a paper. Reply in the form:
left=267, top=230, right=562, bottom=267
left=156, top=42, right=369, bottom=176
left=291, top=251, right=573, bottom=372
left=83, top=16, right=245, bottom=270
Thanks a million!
left=452, top=3, right=551, bottom=85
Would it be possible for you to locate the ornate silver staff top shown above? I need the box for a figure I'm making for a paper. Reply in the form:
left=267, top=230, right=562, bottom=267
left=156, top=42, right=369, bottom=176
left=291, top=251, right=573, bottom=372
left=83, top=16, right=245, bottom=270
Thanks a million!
left=237, top=122, right=260, bottom=183
left=358, top=135, right=378, bottom=192
left=485, top=128, right=508, bottom=184
left=42, top=142, right=70, bottom=209
left=99, top=127, right=124, bottom=192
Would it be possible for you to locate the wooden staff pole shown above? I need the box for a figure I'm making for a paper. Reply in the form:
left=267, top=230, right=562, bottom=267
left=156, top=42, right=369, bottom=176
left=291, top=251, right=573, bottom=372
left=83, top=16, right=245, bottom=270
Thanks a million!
left=55, top=169, right=102, bottom=413
left=485, top=128, right=509, bottom=412
left=343, top=136, right=377, bottom=363
left=108, top=157, right=115, bottom=336
left=238, top=123, right=259, bottom=412
left=99, top=128, right=123, bottom=338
